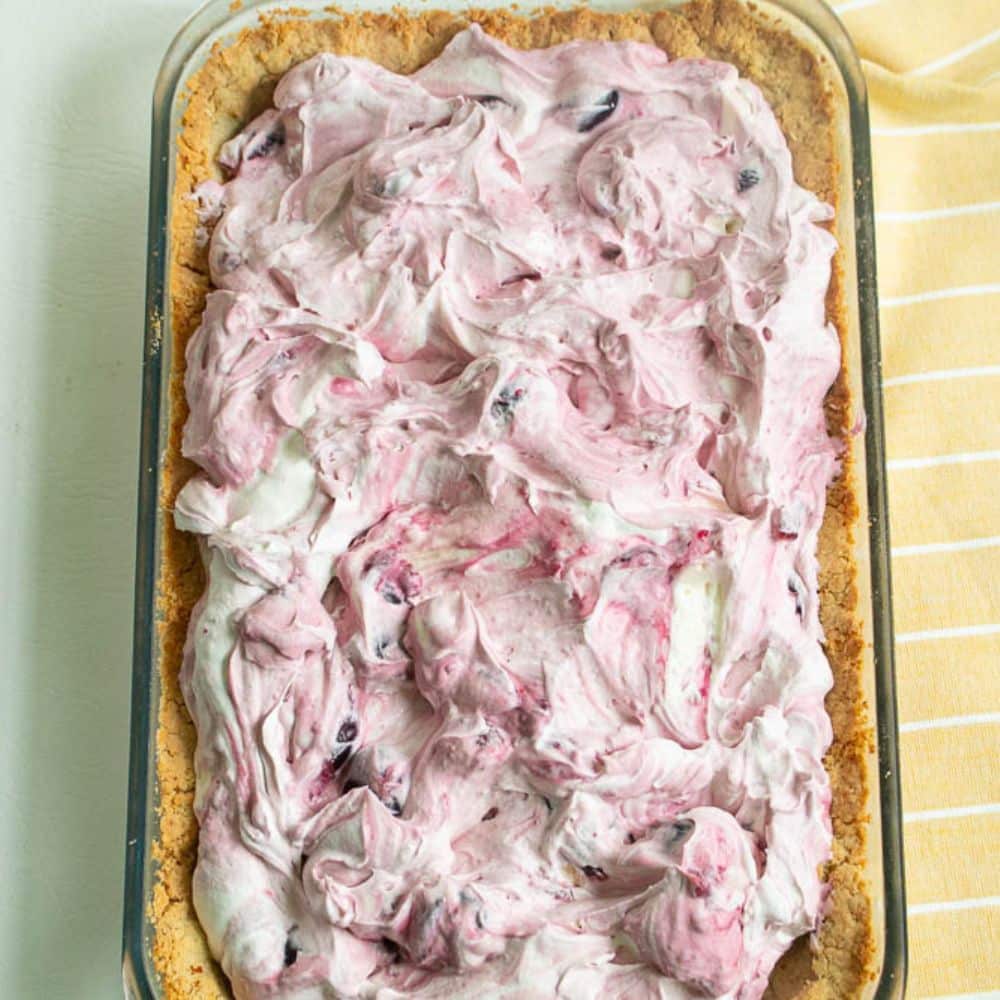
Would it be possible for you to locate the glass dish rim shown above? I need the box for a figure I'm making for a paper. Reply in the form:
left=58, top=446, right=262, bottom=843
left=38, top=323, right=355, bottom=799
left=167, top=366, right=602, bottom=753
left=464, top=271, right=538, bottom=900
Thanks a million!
left=122, top=1, right=907, bottom=995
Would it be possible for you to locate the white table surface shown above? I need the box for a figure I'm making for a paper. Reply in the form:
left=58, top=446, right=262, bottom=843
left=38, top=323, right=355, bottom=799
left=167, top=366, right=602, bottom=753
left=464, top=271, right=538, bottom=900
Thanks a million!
left=0, top=2, right=202, bottom=996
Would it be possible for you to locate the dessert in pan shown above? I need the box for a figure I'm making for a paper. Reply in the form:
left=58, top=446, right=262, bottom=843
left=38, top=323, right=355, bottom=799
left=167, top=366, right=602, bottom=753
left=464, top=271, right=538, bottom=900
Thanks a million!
left=155, top=3, right=873, bottom=997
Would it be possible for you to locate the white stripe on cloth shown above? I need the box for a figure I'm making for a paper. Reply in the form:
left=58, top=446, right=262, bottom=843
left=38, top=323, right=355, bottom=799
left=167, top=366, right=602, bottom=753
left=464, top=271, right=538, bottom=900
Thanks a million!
left=887, top=450, right=1000, bottom=471
left=909, top=895, right=1000, bottom=916
left=881, top=283, right=1000, bottom=308
left=877, top=200, right=1000, bottom=223
left=884, top=366, right=1000, bottom=387
left=892, top=536, right=1000, bottom=557
left=900, top=713, right=1000, bottom=734
left=904, top=803, right=1000, bottom=823
left=872, top=121, right=1000, bottom=136
left=910, top=26, right=1000, bottom=77
left=924, top=993, right=1000, bottom=1000
left=896, top=623, right=1000, bottom=644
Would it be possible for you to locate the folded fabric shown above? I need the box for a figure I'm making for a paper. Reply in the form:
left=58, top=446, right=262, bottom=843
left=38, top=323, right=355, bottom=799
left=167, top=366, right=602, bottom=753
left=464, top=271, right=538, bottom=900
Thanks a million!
left=837, top=1, right=1000, bottom=995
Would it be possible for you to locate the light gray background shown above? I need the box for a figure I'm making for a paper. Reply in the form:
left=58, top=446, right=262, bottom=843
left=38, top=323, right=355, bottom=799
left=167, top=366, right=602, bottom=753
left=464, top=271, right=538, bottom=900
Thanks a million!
left=0, top=1, right=199, bottom=996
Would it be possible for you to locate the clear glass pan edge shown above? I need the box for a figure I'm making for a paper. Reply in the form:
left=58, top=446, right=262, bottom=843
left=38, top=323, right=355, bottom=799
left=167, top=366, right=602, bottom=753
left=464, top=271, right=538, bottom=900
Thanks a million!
left=123, top=2, right=907, bottom=995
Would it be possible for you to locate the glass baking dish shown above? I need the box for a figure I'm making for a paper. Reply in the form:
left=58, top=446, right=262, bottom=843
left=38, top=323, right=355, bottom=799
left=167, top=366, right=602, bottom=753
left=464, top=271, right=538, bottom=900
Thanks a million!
left=122, top=0, right=907, bottom=996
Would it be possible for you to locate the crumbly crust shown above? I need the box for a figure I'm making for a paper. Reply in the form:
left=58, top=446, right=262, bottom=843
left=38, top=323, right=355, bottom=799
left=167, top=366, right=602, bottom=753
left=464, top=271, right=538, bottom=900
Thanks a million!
left=154, top=2, right=874, bottom=996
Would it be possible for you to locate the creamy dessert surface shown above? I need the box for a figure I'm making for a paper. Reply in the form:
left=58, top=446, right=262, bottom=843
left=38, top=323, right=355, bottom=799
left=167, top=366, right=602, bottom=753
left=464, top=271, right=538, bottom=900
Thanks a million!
left=154, top=3, right=873, bottom=999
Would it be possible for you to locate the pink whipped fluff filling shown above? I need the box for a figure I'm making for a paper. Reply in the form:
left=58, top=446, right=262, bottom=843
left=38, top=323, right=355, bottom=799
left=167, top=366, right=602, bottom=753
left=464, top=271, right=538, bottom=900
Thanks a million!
left=177, top=25, right=841, bottom=1000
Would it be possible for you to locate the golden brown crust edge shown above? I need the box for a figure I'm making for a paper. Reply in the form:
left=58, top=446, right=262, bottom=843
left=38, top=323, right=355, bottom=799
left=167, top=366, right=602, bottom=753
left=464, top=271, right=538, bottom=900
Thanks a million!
left=154, top=2, right=874, bottom=996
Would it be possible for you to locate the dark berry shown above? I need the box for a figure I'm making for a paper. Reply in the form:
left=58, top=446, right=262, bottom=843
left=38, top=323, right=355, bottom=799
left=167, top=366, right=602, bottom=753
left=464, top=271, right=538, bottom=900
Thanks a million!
left=581, top=864, right=609, bottom=881
left=491, top=386, right=525, bottom=422
left=500, top=271, right=541, bottom=287
left=481, top=807, right=499, bottom=822
left=247, top=124, right=286, bottom=162
left=612, top=546, right=657, bottom=569
left=330, top=743, right=352, bottom=771
left=664, top=818, right=695, bottom=849
left=737, top=167, right=760, bottom=193
left=343, top=776, right=403, bottom=817
left=471, top=94, right=512, bottom=108
left=578, top=90, right=619, bottom=133
left=600, top=244, right=622, bottom=261
left=788, top=575, right=806, bottom=619
left=329, top=718, right=357, bottom=772
left=283, top=937, right=299, bottom=967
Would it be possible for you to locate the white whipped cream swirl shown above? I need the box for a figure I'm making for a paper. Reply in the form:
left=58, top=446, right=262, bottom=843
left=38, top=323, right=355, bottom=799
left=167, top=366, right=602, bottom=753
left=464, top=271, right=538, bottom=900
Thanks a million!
left=177, top=25, right=841, bottom=1000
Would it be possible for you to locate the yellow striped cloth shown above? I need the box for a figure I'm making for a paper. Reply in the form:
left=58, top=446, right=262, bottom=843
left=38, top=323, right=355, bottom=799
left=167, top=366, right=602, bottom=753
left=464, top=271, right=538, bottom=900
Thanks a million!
left=834, top=0, right=1000, bottom=996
